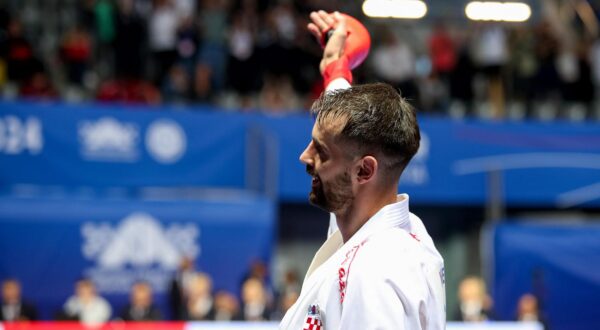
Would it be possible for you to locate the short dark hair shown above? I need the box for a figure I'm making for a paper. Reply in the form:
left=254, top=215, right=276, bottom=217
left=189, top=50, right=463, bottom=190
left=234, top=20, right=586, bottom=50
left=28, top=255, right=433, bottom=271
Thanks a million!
left=2, top=278, right=20, bottom=286
left=311, top=83, right=420, bottom=179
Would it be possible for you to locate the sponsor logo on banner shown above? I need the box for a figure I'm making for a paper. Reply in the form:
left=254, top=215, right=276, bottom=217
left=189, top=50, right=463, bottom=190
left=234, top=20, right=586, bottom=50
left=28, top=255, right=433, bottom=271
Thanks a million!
left=81, top=212, right=200, bottom=294
left=145, top=119, right=186, bottom=164
left=402, top=132, right=429, bottom=185
left=0, top=115, right=43, bottom=155
left=78, top=117, right=140, bottom=162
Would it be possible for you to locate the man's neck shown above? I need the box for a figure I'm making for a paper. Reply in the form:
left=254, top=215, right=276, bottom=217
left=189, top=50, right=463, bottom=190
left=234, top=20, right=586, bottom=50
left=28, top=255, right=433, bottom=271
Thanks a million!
left=334, top=188, right=398, bottom=243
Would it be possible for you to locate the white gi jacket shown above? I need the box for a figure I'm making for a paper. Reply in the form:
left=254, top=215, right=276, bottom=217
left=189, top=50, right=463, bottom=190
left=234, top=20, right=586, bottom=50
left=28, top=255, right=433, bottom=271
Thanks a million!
left=279, top=194, right=446, bottom=330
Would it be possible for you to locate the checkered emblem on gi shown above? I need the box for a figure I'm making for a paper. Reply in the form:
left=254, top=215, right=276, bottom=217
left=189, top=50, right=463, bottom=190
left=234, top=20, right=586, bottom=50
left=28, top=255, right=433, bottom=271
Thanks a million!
left=303, top=304, right=323, bottom=330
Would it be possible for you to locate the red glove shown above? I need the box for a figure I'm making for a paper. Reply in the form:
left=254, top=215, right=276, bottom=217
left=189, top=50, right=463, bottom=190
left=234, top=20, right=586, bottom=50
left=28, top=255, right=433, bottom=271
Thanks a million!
left=320, top=13, right=371, bottom=70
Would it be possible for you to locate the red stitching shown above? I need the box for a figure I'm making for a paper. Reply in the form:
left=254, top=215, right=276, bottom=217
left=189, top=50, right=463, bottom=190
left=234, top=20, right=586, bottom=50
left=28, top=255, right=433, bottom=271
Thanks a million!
left=339, top=238, right=369, bottom=304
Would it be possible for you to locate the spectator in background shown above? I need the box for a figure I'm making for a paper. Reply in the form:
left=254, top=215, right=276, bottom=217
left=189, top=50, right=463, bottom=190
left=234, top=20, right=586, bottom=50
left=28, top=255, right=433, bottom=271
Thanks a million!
left=19, top=60, right=58, bottom=100
left=428, top=21, right=456, bottom=81
left=62, top=278, right=112, bottom=326
left=226, top=8, right=260, bottom=108
left=274, top=290, right=298, bottom=321
left=0, top=5, right=9, bottom=88
left=448, top=30, right=476, bottom=117
left=162, top=63, right=192, bottom=104
left=560, top=39, right=594, bottom=120
left=60, top=24, right=92, bottom=87
left=0, top=3, right=9, bottom=32
left=149, top=0, right=179, bottom=86
left=119, top=281, right=161, bottom=321
left=195, top=0, right=229, bottom=100
left=516, top=293, right=547, bottom=329
left=162, top=14, right=199, bottom=104
left=258, top=74, right=301, bottom=112
left=240, top=277, right=271, bottom=321
left=176, top=15, right=200, bottom=75
left=95, top=0, right=117, bottom=44
left=114, top=0, right=146, bottom=80
left=213, top=290, right=241, bottom=321
left=425, top=21, right=456, bottom=113
left=184, top=272, right=215, bottom=320
left=169, top=256, right=196, bottom=320
left=286, top=5, right=322, bottom=107
left=507, top=26, right=537, bottom=119
left=456, top=276, right=494, bottom=322
left=174, top=0, right=196, bottom=18
left=473, top=23, right=509, bottom=118
left=279, top=269, right=300, bottom=300
left=371, top=26, right=418, bottom=105
left=0, top=279, right=38, bottom=322
left=3, top=18, right=34, bottom=84
left=77, top=0, right=97, bottom=33
left=532, top=21, right=561, bottom=118
left=241, top=259, right=274, bottom=302
left=256, top=2, right=302, bottom=96
left=271, top=269, right=300, bottom=320
left=591, top=36, right=600, bottom=104
left=94, top=0, right=117, bottom=77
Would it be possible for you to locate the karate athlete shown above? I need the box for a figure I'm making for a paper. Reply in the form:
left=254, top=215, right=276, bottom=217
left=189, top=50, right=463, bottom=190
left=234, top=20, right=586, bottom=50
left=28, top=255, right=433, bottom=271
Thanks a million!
left=279, top=11, right=446, bottom=330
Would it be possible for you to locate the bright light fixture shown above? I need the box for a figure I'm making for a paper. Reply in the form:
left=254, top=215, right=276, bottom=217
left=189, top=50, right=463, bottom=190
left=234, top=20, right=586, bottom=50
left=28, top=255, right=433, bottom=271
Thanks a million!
left=465, top=1, right=531, bottom=22
left=362, top=0, right=428, bottom=19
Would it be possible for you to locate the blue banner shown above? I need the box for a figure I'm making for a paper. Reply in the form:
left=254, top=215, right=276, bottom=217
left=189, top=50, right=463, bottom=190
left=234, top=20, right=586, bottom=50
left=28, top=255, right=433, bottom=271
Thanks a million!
left=1, top=101, right=599, bottom=207
left=491, top=222, right=600, bottom=330
left=0, top=102, right=247, bottom=188
left=0, top=193, right=275, bottom=320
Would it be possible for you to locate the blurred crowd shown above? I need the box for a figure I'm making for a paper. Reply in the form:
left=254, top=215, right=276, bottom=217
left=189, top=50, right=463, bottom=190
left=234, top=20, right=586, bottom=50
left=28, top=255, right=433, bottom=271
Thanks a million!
left=0, top=0, right=329, bottom=112
left=455, top=276, right=547, bottom=329
left=0, top=0, right=599, bottom=120
left=369, top=14, right=600, bottom=121
left=0, top=258, right=302, bottom=324
left=1, top=268, right=547, bottom=326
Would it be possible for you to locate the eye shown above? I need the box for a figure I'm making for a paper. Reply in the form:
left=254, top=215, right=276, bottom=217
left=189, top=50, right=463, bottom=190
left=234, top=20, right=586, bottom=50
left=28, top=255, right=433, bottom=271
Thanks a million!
left=317, top=147, right=328, bottom=161
left=312, top=140, right=329, bottom=161
left=314, top=143, right=322, bottom=154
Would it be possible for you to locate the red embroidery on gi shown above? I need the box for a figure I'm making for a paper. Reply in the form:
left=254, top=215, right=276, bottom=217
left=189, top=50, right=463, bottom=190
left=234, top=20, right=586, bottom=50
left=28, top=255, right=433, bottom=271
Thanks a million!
left=338, top=238, right=369, bottom=304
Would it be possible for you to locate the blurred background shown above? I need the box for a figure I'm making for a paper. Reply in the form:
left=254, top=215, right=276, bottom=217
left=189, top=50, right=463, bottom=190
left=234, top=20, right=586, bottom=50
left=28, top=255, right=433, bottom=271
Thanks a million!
left=0, top=0, right=598, bottom=330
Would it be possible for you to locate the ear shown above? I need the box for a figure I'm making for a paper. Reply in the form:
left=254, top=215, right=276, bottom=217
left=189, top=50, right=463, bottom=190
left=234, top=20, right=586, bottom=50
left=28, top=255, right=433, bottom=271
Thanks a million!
left=356, top=155, right=377, bottom=184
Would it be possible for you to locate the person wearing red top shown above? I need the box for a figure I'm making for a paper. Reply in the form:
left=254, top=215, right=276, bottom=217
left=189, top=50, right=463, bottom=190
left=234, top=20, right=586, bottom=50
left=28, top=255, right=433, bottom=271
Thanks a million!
left=428, top=22, right=456, bottom=78
left=61, top=25, right=92, bottom=86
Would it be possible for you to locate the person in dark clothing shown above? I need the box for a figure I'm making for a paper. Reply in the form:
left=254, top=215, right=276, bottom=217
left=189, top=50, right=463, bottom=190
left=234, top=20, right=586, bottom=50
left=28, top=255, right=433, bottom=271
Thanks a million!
left=119, top=281, right=162, bottom=321
left=0, top=279, right=38, bottom=322
left=168, top=257, right=195, bottom=320
left=114, top=0, right=146, bottom=79
left=3, top=18, right=34, bottom=83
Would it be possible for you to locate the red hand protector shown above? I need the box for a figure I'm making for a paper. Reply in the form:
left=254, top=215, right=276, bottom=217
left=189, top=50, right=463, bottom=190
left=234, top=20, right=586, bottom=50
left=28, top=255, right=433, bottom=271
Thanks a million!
left=320, top=13, right=371, bottom=70
left=323, top=55, right=353, bottom=87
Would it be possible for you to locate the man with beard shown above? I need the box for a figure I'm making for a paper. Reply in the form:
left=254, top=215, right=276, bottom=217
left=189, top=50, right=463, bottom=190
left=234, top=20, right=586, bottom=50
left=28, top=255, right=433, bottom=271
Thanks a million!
left=279, top=11, right=446, bottom=330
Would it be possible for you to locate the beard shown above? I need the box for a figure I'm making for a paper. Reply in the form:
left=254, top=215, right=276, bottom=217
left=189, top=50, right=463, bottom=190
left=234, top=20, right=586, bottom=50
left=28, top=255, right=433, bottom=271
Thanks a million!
left=307, top=165, right=354, bottom=213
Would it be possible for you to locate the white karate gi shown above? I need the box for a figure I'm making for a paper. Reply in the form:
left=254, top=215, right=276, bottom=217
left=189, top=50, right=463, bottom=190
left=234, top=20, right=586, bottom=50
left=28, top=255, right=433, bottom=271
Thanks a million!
left=279, top=194, right=446, bottom=330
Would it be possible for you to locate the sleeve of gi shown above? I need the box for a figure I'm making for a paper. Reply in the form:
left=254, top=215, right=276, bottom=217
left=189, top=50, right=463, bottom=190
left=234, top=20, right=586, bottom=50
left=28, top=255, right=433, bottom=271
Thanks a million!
left=325, top=78, right=351, bottom=92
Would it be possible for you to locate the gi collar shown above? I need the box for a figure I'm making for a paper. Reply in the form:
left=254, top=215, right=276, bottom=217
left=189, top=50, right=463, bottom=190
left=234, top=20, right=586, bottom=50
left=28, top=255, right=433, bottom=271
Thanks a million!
left=334, top=193, right=411, bottom=247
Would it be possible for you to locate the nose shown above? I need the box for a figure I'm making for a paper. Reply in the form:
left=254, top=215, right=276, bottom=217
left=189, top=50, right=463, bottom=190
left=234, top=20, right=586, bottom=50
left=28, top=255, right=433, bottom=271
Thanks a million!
left=299, top=141, right=314, bottom=166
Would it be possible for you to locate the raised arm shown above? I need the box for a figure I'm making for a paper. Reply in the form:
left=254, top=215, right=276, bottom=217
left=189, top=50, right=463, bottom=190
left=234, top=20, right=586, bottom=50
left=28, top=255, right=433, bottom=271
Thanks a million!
left=307, top=11, right=370, bottom=91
